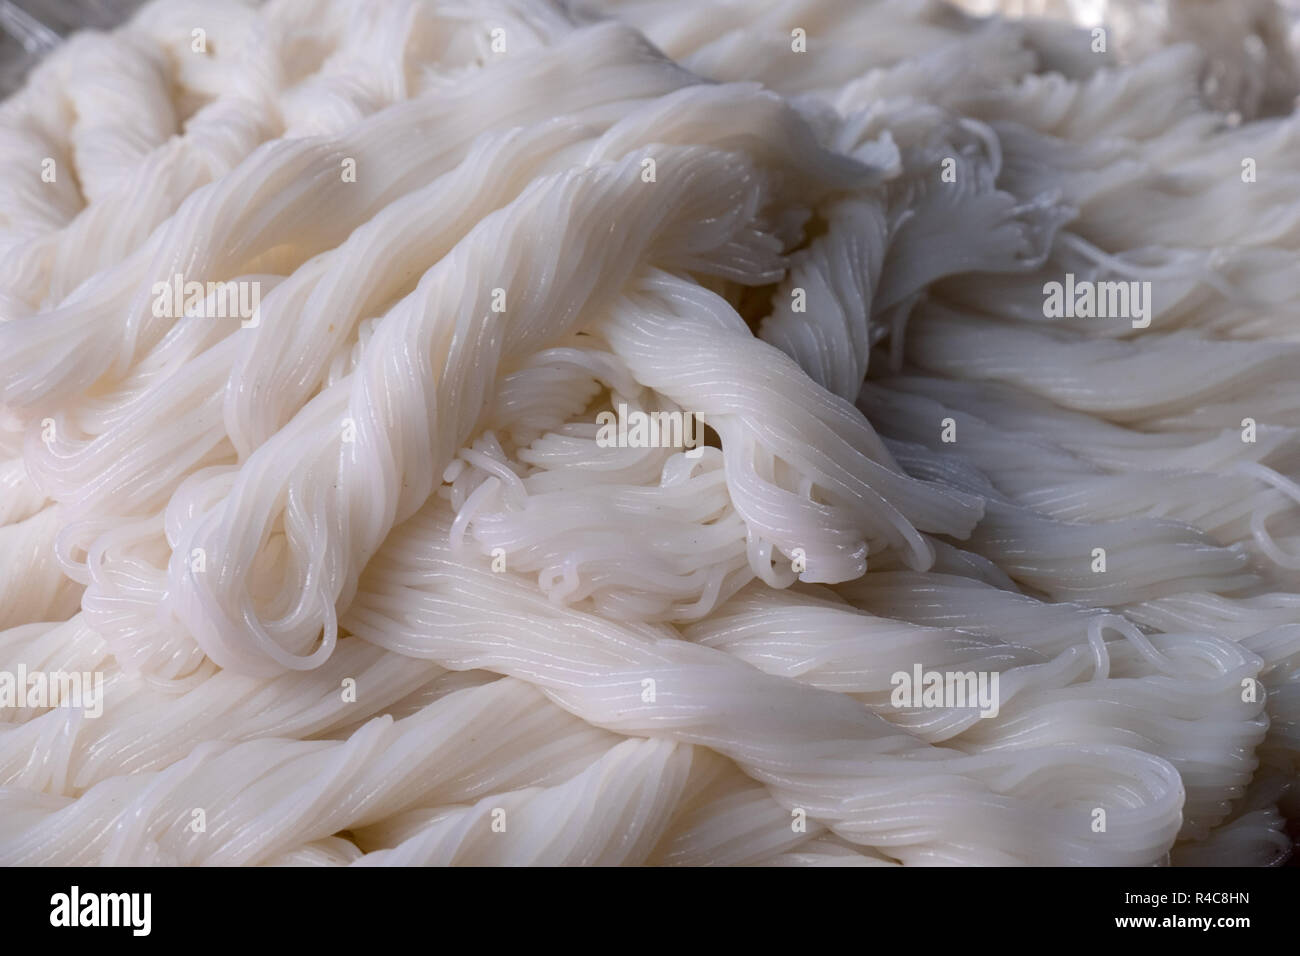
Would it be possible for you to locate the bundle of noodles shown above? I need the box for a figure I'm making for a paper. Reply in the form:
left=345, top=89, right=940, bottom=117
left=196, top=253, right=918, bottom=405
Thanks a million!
left=0, top=0, right=1296, bottom=866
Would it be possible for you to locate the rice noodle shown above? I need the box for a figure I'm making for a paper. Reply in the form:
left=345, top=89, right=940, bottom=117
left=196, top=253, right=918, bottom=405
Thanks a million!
left=0, top=0, right=1296, bottom=866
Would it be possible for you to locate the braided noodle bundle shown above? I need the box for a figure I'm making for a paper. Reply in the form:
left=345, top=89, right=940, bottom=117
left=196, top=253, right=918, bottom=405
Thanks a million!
left=0, top=0, right=1296, bottom=866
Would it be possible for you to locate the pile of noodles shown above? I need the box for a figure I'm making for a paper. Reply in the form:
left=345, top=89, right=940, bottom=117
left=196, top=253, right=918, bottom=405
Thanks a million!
left=0, top=0, right=1297, bottom=866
